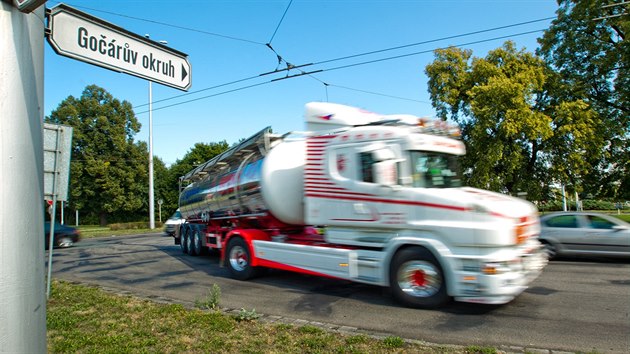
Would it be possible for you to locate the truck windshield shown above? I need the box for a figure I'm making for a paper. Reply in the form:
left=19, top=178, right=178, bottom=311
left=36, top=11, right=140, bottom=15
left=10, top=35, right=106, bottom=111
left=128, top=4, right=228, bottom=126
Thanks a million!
left=410, top=151, right=462, bottom=188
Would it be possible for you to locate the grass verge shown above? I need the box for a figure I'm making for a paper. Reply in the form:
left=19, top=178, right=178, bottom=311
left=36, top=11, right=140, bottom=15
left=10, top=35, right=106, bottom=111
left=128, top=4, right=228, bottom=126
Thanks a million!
left=48, top=280, right=473, bottom=353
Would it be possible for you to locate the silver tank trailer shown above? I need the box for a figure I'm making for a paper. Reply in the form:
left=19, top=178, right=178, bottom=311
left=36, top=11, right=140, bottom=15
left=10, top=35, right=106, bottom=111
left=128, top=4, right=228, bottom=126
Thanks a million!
left=178, top=127, right=276, bottom=221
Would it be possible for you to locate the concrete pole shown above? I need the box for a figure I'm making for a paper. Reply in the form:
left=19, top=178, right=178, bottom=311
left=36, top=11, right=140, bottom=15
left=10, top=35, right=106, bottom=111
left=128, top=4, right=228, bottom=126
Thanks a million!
left=0, top=3, right=47, bottom=353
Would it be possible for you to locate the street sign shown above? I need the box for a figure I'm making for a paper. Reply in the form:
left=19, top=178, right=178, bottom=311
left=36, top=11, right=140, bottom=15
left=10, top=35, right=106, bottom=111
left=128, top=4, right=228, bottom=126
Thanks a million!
left=46, top=4, right=192, bottom=91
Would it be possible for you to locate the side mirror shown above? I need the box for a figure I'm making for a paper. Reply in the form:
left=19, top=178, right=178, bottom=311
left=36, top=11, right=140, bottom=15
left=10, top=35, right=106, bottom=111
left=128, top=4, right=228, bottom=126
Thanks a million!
left=373, top=160, right=397, bottom=186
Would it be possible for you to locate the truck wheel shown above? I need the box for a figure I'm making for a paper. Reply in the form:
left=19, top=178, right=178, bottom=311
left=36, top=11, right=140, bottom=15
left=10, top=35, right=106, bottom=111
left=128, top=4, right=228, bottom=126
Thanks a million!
left=226, top=237, right=260, bottom=280
left=389, top=247, right=449, bottom=308
left=185, top=228, right=194, bottom=255
left=180, top=227, right=189, bottom=254
left=191, top=229, right=204, bottom=256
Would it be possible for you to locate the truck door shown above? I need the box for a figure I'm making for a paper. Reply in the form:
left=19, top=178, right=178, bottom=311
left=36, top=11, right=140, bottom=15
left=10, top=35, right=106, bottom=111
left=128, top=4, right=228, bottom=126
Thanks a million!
left=319, top=144, right=407, bottom=228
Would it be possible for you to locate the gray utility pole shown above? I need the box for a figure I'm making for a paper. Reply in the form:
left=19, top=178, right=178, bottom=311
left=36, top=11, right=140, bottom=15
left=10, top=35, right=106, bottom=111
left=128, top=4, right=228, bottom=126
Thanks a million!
left=148, top=79, right=155, bottom=229
left=0, top=3, right=47, bottom=353
left=145, top=35, right=168, bottom=230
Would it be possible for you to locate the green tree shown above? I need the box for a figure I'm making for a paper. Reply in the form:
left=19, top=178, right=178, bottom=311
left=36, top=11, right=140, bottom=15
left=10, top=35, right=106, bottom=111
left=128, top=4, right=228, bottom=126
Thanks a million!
left=46, top=85, right=148, bottom=226
left=538, top=0, right=629, bottom=199
left=161, top=142, right=230, bottom=216
left=425, top=41, right=602, bottom=200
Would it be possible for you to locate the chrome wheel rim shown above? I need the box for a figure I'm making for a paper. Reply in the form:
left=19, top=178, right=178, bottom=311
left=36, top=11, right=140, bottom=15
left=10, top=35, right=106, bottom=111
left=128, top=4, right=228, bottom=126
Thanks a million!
left=397, top=260, right=441, bottom=298
left=229, top=245, right=248, bottom=272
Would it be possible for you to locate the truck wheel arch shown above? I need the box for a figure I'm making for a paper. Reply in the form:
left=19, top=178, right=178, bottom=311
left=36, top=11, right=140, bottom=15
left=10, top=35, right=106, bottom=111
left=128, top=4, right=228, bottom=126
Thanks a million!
left=222, top=229, right=272, bottom=266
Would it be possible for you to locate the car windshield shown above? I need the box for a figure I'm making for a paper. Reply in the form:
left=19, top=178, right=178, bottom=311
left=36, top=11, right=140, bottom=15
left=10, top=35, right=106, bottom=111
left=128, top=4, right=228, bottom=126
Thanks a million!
left=172, top=211, right=182, bottom=219
left=410, top=151, right=462, bottom=188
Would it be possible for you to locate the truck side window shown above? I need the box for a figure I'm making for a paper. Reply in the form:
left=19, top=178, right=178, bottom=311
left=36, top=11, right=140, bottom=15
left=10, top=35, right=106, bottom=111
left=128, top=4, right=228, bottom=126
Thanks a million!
left=359, top=152, right=376, bottom=183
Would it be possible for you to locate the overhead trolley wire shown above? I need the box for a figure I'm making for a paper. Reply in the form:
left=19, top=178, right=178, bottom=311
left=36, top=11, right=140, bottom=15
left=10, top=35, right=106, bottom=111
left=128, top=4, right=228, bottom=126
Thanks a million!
left=139, top=27, right=547, bottom=113
left=54, top=1, right=266, bottom=46
left=135, top=17, right=553, bottom=110
left=135, top=81, right=273, bottom=115
left=316, top=28, right=546, bottom=73
left=133, top=74, right=262, bottom=109
left=329, top=84, right=433, bottom=104
left=268, top=0, right=294, bottom=44
left=65, top=3, right=551, bottom=113
left=267, top=16, right=555, bottom=74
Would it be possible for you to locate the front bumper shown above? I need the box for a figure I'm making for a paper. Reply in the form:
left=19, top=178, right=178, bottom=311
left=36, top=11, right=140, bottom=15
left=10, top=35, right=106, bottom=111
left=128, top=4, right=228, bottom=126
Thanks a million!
left=452, top=247, right=548, bottom=305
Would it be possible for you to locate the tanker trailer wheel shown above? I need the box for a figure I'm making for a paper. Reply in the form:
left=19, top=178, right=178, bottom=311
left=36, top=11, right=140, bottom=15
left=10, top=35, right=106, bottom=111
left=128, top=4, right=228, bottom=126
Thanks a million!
left=389, top=247, right=449, bottom=308
left=226, top=237, right=260, bottom=280
left=191, top=229, right=205, bottom=256
left=180, top=226, right=190, bottom=254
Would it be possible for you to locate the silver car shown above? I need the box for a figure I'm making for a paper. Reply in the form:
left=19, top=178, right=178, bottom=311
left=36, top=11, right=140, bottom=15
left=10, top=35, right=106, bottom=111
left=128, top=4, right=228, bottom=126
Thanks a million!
left=539, top=212, right=630, bottom=259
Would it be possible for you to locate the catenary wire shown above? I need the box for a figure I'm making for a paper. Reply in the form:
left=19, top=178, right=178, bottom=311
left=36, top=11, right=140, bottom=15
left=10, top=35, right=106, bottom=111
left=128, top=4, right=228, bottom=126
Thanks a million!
left=138, top=28, right=547, bottom=113
left=268, top=0, right=294, bottom=44
left=48, top=2, right=554, bottom=109
left=134, top=74, right=262, bottom=108
left=309, top=17, right=554, bottom=67
left=329, top=84, right=432, bottom=104
left=51, top=1, right=266, bottom=46
left=135, top=81, right=273, bottom=115
left=134, top=18, right=553, bottom=109
left=318, top=29, right=545, bottom=73
left=50, top=4, right=553, bottom=112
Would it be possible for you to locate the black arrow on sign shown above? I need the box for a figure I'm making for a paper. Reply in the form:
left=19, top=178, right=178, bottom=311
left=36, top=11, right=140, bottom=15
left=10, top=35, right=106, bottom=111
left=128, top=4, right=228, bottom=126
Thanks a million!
left=182, top=64, right=188, bottom=81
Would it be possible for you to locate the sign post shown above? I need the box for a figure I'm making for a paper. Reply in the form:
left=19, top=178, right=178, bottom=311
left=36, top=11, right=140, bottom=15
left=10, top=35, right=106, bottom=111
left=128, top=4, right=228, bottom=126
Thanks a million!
left=46, top=4, right=192, bottom=91
left=43, top=123, right=73, bottom=299
left=1, top=3, right=46, bottom=352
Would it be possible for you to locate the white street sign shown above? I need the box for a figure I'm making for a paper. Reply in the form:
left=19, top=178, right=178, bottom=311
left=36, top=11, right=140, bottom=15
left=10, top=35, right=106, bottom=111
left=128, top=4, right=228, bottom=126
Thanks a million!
left=46, top=4, right=191, bottom=91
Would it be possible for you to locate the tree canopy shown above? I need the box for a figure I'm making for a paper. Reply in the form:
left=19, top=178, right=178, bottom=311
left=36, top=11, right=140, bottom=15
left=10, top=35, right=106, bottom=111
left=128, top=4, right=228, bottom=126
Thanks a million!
left=538, top=0, right=629, bottom=199
left=47, top=85, right=148, bottom=225
left=425, top=41, right=602, bottom=200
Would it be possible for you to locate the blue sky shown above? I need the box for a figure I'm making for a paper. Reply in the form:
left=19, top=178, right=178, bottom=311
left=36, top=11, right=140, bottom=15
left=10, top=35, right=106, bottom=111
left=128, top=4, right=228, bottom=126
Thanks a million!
left=44, top=0, right=559, bottom=166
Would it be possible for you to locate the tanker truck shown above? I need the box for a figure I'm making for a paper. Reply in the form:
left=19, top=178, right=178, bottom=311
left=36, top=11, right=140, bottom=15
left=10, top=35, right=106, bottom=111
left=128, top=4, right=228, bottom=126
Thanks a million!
left=174, top=102, right=547, bottom=308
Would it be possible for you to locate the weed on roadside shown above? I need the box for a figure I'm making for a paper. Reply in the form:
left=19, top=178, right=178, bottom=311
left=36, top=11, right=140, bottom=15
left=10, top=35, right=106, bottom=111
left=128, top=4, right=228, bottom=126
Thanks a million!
left=194, top=283, right=221, bottom=311
left=234, top=308, right=261, bottom=322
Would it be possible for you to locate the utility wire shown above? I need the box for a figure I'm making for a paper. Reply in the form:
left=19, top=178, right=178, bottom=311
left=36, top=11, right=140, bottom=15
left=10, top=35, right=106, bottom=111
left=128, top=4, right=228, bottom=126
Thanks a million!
left=272, top=17, right=555, bottom=71
left=52, top=1, right=266, bottom=46
left=137, top=27, right=546, bottom=113
left=329, top=84, right=432, bottom=104
left=268, top=0, right=294, bottom=44
left=135, top=81, right=273, bottom=115
left=317, top=29, right=546, bottom=73
left=145, top=18, right=548, bottom=109
left=134, top=74, right=261, bottom=108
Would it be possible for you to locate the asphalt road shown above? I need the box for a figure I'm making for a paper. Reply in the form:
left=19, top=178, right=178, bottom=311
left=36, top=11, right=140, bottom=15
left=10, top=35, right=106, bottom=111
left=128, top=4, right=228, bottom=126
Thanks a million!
left=48, top=233, right=630, bottom=353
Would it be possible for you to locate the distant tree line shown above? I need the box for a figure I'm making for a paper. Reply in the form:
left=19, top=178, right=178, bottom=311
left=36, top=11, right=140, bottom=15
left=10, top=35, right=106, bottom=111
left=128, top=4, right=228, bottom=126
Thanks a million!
left=45, top=1, right=628, bottom=224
